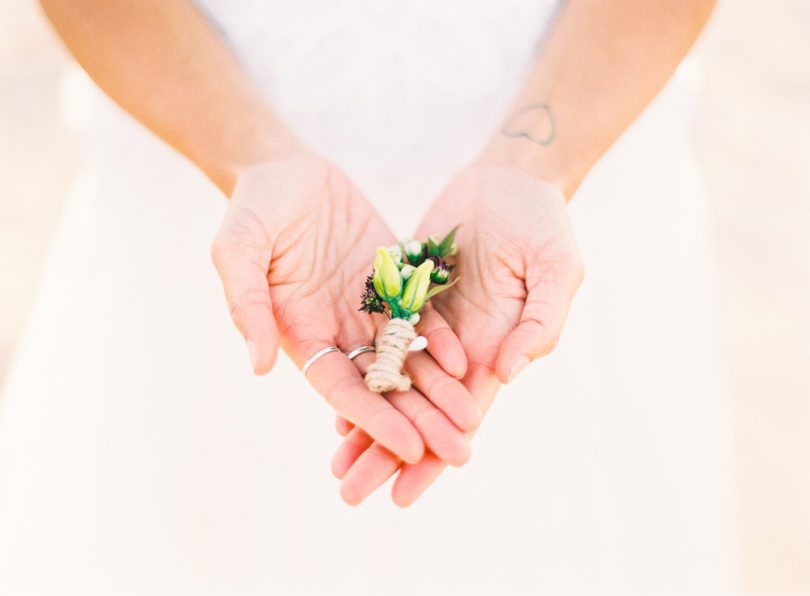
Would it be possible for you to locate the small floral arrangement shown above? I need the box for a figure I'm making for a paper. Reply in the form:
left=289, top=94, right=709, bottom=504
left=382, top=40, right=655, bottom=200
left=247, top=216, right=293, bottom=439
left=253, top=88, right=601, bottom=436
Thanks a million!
left=360, top=226, right=459, bottom=393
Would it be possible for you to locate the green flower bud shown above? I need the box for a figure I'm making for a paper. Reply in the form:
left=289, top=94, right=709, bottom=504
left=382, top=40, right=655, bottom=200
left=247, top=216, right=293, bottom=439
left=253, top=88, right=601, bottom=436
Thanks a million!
left=431, top=268, right=449, bottom=284
left=401, top=239, right=423, bottom=262
left=400, top=264, right=416, bottom=281
left=373, top=246, right=402, bottom=299
left=428, top=256, right=451, bottom=284
left=401, top=260, right=434, bottom=313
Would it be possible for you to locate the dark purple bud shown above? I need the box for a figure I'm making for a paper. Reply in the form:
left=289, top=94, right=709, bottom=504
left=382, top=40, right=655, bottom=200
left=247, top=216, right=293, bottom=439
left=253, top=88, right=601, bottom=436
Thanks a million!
left=428, top=256, right=451, bottom=284
left=359, top=273, right=386, bottom=314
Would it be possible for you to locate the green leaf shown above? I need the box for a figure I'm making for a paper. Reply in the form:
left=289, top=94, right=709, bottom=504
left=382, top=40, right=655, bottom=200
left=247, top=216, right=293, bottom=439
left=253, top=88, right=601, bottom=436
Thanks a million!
left=424, top=277, right=459, bottom=300
left=437, top=225, right=460, bottom=258
left=426, top=236, right=439, bottom=257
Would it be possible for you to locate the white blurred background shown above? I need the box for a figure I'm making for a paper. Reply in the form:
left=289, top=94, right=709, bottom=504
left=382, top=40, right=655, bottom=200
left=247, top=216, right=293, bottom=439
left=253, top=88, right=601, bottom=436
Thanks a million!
left=1, top=1, right=808, bottom=593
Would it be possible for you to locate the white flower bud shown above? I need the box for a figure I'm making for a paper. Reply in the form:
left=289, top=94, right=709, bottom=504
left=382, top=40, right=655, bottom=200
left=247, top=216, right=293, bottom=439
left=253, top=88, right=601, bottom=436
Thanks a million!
left=386, top=244, right=403, bottom=265
left=402, top=239, right=423, bottom=262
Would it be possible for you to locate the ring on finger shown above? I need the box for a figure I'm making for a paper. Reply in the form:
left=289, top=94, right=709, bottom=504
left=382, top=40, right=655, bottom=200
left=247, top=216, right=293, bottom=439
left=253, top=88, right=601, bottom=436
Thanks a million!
left=346, top=345, right=375, bottom=360
left=301, top=346, right=341, bottom=376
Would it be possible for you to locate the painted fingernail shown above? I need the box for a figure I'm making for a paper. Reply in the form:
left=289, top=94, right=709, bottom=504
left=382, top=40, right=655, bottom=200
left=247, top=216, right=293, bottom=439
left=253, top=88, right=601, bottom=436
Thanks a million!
left=246, top=339, right=258, bottom=371
left=508, top=357, right=529, bottom=383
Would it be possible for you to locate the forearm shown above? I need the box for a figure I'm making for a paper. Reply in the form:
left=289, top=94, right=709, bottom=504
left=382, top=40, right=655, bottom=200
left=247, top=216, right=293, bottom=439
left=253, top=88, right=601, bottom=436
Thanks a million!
left=40, top=0, right=300, bottom=194
left=479, top=0, right=716, bottom=198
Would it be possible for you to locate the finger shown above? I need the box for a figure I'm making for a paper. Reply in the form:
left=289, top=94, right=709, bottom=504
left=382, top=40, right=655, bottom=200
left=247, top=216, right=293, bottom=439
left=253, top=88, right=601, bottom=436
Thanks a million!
left=347, top=347, right=376, bottom=375
left=305, top=349, right=424, bottom=464
left=386, top=390, right=471, bottom=467
left=335, top=415, right=354, bottom=437
left=405, top=351, right=482, bottom=433
left=392, top=365, right=501, bottom=507
left=331, top=427, right=373, bottom=479
left=495, top=264, right=583, bottom=384
left=338, top=365, right=499, bottom=506
left=210, top=225, right=279, bottom=375
left=391, top=453, right=447, bottom=508
left=340, top=443, right=402, bottom=506
left=353, top=349, right=473, bottom=465
left=418, top=303, right=467, bottom=378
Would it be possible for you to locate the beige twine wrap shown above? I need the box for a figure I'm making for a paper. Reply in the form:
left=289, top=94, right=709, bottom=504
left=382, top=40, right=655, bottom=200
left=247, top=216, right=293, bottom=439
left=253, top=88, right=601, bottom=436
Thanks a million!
left=365, top=317, right=416, bottom=393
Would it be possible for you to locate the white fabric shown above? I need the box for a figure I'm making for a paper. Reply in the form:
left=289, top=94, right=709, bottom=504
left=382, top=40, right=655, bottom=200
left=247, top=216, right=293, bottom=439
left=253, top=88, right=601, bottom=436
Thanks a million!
left=0, top=1, right=737, bottom=594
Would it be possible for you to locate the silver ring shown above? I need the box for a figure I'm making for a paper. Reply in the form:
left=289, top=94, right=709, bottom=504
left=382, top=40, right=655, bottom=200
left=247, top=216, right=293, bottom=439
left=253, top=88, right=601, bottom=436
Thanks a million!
left=346, top=345, right=375, bottom=360
left=301, top=346, right=340, bottom=376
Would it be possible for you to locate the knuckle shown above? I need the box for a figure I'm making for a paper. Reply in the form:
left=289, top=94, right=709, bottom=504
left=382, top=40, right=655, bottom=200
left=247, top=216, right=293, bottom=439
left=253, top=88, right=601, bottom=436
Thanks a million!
left=226, top=287, right=271, bottom=327
left=522, top=316, right=561, bottom=358
left=426, top=374, right=455, bottom=399
left=227, top=301, right=246, bottom=328
left=411, top=404, right=441, bottom=430
left=368, top=402, right=399, bottom=430
left=365, top=443, right=395, bottom=466
left=537, top=334, right=560, bottom=357
left=572, top=256, right=585, bottom=286
left=210, top=235, right=226, bottom=268
left=325, top=375, right=355, bottom=408
left=426, top=324, right=452, bottom=344
left=564, top=248, right=585, bottom=280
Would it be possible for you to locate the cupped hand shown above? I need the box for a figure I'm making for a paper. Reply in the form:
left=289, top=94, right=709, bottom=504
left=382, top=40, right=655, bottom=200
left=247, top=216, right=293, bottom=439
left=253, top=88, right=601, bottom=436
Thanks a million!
left=333, top=164, right=584, bottom=505
left=210, top=152, right=480, bottom=468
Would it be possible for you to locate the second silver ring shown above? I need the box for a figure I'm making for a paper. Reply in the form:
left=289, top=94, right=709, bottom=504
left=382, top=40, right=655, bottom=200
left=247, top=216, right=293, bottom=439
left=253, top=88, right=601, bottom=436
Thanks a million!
left=346, top=345, right=375, bottom=360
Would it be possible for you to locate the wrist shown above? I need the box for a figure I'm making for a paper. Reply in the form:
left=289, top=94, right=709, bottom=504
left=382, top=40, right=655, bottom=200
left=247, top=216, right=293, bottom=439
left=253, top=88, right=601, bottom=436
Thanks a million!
left=475, top=96, right=597, bottom=201
left=475, top=132, right=582, bottom=201
left=195, top=107, right=308, bottom=196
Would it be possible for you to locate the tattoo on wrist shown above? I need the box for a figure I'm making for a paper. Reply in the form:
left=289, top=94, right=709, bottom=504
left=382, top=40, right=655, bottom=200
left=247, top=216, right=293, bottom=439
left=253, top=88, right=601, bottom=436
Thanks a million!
left=501, top=103, right=555, bottom=146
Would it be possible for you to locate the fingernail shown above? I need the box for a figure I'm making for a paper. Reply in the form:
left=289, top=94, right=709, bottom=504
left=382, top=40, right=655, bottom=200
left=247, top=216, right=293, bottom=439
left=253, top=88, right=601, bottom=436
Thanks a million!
left=246, top=339, right=258, bottom=371
left=508, top=357, right=529, bottom=383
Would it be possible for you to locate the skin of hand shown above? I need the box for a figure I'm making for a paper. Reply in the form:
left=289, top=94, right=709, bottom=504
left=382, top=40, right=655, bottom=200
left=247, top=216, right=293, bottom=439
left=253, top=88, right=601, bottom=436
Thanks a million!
left=41, top=0, right=712, bottom=507
left=211, top=151, right=482, bottom=470
left=330, top=0, right=717, bottom=507
left=332, top=164, right=584, bottom=506
left=38, top=0, right=482, bottom=478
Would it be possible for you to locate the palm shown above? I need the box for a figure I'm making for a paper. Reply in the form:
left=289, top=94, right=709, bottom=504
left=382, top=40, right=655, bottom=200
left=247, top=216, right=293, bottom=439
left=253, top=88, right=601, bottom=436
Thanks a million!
left=212, top=155, right=480, bottom=472
left=333, top=165, right=585, bottom=506
left=421, top=219, right=523, bottom=373
left=419, top=165, right=582, bottom=380
left=230, top=157, right=388, bottom=364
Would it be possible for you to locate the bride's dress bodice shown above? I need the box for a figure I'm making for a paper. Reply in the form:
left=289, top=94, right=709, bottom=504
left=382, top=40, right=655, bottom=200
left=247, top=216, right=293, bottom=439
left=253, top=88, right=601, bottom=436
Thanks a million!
left=194, top=0, right=559, bottom=229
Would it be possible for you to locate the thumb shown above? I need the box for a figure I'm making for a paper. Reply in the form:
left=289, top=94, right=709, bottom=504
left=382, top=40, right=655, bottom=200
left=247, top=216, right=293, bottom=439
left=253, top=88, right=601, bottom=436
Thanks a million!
left=495, top=264, right=583, bottom=384
left=210, top=224, right=279, bottom=375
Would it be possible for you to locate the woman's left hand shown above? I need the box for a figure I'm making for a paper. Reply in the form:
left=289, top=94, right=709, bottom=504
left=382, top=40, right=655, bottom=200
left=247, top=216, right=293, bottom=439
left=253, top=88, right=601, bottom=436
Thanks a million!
left=211, top=153, right=481, bottom=476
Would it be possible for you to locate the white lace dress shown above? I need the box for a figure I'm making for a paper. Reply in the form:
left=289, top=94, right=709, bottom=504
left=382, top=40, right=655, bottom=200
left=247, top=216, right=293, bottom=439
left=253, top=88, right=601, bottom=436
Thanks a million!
left=0, top=1, right=737, bottom=594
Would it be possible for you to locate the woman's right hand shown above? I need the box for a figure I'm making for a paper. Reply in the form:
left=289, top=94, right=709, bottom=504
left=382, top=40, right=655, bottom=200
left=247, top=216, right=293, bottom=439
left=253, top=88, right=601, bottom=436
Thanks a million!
left=211, top=152, right=481, bottom=471
left=331, top=163, right=585, bottom=505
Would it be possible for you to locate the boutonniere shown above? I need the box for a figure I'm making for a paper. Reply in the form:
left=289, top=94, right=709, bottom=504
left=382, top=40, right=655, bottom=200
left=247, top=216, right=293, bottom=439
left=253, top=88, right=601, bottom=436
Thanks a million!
left=360, top=226, right=460, bottom=392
